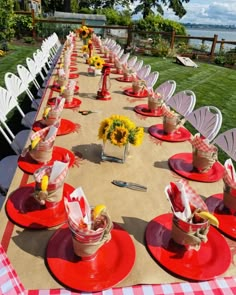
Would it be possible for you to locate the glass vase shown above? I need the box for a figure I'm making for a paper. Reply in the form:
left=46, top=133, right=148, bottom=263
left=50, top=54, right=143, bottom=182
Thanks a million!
left=101, top=141, right=129, bottom=163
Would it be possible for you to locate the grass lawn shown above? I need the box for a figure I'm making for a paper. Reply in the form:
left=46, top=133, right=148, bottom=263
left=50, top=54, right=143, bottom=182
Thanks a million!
left=0, top=43, right=235, bottom=164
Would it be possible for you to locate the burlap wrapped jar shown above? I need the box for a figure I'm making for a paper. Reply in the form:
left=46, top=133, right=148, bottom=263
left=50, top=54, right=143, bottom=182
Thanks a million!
left=148, top=95, right=163, bottom=114
left=163, top=113, right=182, bottom=134
left=132, top=80, right=146, bottom=95
left=69, top=211, right=113, bottom=259
left=29, top=140, right=54, bottom=164
left=192, top=146, right=218, bottom=173
left=57, top=75, right=68, bottom=88
left=42, top=109, right=61, bottom=126
left=171, top=214, right=210, bottom=251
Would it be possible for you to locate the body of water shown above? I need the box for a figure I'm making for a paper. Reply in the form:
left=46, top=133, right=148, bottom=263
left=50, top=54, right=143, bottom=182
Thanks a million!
left=186, top=28, right=236, bottom=51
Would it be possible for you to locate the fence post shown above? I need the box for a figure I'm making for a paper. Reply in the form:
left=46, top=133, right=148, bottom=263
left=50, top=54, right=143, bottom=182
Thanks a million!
left=170, top=30, right=175, bottom=49
left=126, top=24, right=133, bottom=50
left=31, top=9, right=36, bottom=40
left=210, top=34, right=218, bottom=60
left=220, top=39, right=225, bottom=52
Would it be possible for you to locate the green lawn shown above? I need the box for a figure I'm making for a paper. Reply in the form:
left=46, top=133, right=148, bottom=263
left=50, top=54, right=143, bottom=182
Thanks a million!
left=0, top=44, right=236, bottom=163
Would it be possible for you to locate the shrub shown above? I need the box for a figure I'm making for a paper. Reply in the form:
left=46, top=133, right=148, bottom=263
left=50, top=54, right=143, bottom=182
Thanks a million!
left=13, top=15, right=33, bottom=39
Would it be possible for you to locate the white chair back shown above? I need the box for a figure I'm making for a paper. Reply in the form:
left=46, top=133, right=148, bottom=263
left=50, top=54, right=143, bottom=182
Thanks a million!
left=155, top=80, right=176, bottom=102
left=185, top=106, right=222, bottom=142
left=166, top=90, right=196, bottom=117
left=213, top=128, right=236, bottom=161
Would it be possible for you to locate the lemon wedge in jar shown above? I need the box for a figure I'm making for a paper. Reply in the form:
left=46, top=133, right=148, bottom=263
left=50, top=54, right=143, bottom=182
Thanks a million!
left=41, top=175, right=49, bottom=192
left=93, top=204, right=106, bottom=219
left=43, top=106, right=51, bottom=117
left=31, top=137, right=41, bottom=149
left=196, top=211, right=219, bottom=227
left=60, top=86, right=65, bottom=94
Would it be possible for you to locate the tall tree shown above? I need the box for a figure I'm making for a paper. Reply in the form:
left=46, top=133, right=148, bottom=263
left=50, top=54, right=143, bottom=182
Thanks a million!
left=133, top=0, right=190, bottom=19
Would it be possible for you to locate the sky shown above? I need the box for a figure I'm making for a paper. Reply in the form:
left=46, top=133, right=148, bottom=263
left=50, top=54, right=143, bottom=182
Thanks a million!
left=132, top=1, right=236, bottom=26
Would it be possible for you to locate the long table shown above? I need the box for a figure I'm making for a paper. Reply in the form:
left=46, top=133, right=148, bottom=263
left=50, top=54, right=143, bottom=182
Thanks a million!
left=1, top=38, right=236, bottom=294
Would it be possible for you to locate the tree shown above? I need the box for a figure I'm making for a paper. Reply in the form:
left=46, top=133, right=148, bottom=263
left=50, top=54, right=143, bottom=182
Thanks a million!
left=132, top=0, right=190, bottom=19
left=0, top=0, right=15, bottom=47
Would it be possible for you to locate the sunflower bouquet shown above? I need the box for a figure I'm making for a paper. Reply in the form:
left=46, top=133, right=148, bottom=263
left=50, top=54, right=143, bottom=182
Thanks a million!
left=98, top=115, right=144, bottom=147
left=77, top=25, right=94, bottom=39
left=88, top=55, right=105, bottom=69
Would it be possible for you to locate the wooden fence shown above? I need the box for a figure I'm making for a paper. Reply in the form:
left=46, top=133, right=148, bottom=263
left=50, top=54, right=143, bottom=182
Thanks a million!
left=16, top=10, right=236, bottom=60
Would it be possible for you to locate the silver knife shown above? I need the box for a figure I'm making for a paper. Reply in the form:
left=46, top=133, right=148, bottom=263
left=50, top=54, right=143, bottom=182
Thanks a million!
left=112, top=180, right=147, bottom=192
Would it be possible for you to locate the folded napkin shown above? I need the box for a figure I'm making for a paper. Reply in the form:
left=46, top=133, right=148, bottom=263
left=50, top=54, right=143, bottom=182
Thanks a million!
left=64, top=187, right=112, bottom=257
left=165, top=179, right=210, bottom=250
left=33, top=156, right=70, bottom=206
left=162, top=104, right=183, bottom=134
left=190, top=133, right=217, bottom=152
left=223, top=158, right=236, bottom=210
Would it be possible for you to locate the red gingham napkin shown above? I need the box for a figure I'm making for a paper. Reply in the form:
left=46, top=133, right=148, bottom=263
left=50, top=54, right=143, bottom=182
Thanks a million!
left=34, top=157, right=70, bottom=188
left=30, top=125, right=58, bottom=145
left=53, top=97, right=65, bottom=113
left=189, top=133, right=217, bottom=152
left=224, top=158, right=236, bottom=188
left=162, top=104, right=176, bottom=118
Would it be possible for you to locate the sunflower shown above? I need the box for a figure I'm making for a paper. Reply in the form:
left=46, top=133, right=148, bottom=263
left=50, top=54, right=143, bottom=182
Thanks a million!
left=95, top=58, right=104, bottom=69
left=82, top=45, right=88, bottom=53
left=98, top=118, right=112, bottom=141
left=110, top=126, right=129, bottom=147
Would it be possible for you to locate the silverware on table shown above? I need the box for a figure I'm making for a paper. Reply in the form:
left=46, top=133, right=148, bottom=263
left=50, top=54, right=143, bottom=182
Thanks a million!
left=112, top=180, right=147, bottom=192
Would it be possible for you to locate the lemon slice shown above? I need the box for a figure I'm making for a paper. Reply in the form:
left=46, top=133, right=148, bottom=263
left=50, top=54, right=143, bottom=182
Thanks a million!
left=41, top=175, right=49, bottom=192
left=60, top=86, right=65, bottom=94
left=31, top=137, right=41, bottom=149
left=196, top=211, right=219, bottom=227
left=93, top=204, right=106, bottom=219
left=43, top=107, right=51, bottom=118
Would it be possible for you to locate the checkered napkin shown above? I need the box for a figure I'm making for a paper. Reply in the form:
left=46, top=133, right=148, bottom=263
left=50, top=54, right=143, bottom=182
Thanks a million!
left=34, top=156, right=70, bottom=190
left=189, top=133, right=217, bottom=152
left=58, top=68, right=65, bottom=77
left=30, top=125, right=58, bottom=145
left=53, top=97, right=65, bottom=113
left=64, top=187, right=94, bottom=234
left=162, top=104, right=176, bottom=118
left=165, top=179, right=208, bottom=221
left=224, top=158, right=236, bottom=188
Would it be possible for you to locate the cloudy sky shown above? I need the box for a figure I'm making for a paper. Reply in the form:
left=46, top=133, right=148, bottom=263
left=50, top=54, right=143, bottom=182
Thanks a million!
left=131, top=1, right=236, bottom=26
left=163, top=0, right=236, bottom=25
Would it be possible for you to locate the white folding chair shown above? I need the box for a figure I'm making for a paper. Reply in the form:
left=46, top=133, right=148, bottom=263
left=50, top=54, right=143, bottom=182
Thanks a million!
left=0, top=84, right=36, bottom=129
left=131, top=59, right=143, bottom=73
left=0, top=87, right=32, bottom=149
left=26, top=57, right=46, bottom=87
left=166, top=90, right=196, bottom=117
left=185, top=106, right=223, bottom=142
left=136, top=64, right=151, bottom=80
left=155, top=80, right=176, bottom=103
left=144, top=71, right=159, bottom=91
left=213, top=128, right=236, bottom=161
left=17, top=64, right=43, bottom=107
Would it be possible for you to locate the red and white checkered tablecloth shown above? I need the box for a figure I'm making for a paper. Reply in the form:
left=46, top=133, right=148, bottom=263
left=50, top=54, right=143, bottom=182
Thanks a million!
left=24, top=277, right=236, bottom=295
left=2, top=243, right=236, bottom=295
left=0, top=245, right=25, bottom=295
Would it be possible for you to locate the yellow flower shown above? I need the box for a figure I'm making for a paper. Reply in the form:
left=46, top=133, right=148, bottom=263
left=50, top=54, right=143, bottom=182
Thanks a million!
left=82, top=45, right=88, bottom=53
left=95, top=58, right=104, bottom=69
left=98, top=115, right=144, bottom=147
left=110, top=126, right=129, bottom=147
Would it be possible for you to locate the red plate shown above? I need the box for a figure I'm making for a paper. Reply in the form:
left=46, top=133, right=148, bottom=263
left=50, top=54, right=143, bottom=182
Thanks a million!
left=124, top=88, right=148, bottom=98
left=46, top=223, right=135, bottom=292
left=145, top=213, right=231, bottom=281
left=51, top=85, right=79, bottom=94
left=69, top=73, right=79, bottom=79
left=5, top=183, right=74, bottom=229
left=134, top=104, right=163, bottom=117
left=70, top=67, right=77, bottom=72
left=18, top=146, right=75, bottom=175
left=148, top=124, right=192, bottom=142
left=33, top=119, right=78, bottom=136
left=205, top=193, right=236, bottom=239
left=47, top=97, right=82, bottom=109
left=116, top=76, right=134, bottom=83
left=168, top=152, right=224, bottom=182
